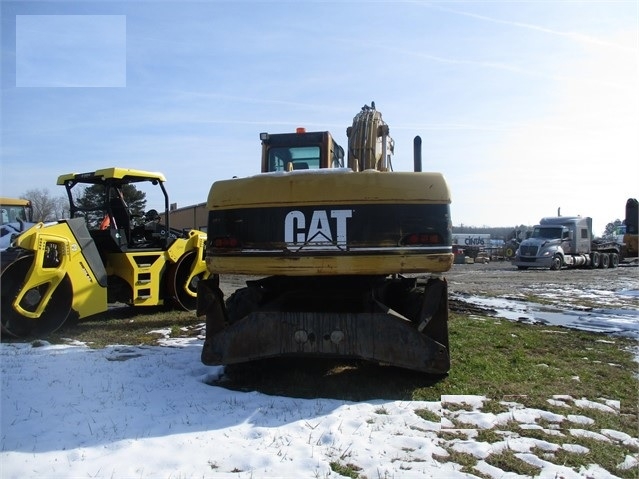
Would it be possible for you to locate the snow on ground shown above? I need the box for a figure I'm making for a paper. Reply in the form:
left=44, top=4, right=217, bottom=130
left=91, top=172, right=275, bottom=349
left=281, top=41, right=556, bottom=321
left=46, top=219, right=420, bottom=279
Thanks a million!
left=1, top=338, right=634, bottom=479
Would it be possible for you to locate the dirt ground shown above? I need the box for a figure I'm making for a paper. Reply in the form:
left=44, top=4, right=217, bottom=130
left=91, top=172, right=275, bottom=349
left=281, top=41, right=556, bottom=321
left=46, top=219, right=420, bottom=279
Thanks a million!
left=218, top=260, right=639, bottom=314
left=443, top=259, right=638, bottom=311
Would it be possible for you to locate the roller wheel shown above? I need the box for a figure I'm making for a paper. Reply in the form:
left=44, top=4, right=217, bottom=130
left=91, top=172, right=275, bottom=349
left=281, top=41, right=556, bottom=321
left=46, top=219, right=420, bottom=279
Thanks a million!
left=1, top=255, right=73, bottom=338
left=166, top=251, right=205, bottom=311
left=599, top=253, right=610, bottom=269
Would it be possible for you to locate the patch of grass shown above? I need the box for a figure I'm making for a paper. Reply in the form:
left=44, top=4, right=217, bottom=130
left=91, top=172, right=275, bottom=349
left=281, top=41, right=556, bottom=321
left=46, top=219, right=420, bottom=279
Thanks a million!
left=433, top=448, right=481, bottom=476
left=329, top=461, right=362, bottom=478
left=475, top=428, right=506, bottom=444
left=484, top=449, right=541, bottom=476
left=414, top=408, right=440, bottom=423
left=531, top=436, right=637, bottom=479
left=439, top=430, right=470, bottom=440
left=40, top=308, right=202, bottom=348
left=414, top=314, right=638, bottom=416
left=441, top=401, right=474, bottom=412
left=480, top=398, right=510, bottom=414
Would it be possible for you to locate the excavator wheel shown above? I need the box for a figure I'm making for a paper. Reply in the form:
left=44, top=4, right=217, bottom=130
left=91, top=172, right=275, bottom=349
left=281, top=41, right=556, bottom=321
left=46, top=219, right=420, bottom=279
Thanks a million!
left=0, top=255, right=73, bottom=338
left=225, top=286, right=263, bottom=324
left=166, top=251, right=205, bottom=311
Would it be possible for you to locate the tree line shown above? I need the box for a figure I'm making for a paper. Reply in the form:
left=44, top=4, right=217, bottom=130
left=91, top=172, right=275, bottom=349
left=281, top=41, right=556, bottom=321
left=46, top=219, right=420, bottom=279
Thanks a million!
left=17, top=188, right=624, bottom=238
left=20, top=185, right=145, bottom=228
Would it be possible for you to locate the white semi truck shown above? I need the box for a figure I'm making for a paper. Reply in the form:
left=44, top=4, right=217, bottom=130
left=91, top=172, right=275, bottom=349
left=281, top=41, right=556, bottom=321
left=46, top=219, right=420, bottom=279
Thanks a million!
left=513, top=216, right=621, bottom=270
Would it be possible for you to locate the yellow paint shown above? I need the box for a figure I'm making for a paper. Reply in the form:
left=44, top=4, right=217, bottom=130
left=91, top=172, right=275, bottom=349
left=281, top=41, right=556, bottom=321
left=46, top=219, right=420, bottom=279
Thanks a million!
left=208, top=170, right=451, bottom=210
left=208, top=253, right=454, bottom=276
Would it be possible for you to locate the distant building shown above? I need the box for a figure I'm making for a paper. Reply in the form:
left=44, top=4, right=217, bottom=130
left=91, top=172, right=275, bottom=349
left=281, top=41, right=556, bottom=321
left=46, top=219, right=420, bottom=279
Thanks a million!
left=160, top=202, right=208, bottom=232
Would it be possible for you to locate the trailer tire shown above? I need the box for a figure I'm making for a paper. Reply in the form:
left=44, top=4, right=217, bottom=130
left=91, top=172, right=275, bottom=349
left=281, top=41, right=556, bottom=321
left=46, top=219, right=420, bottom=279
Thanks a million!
left=550, top=254, right=562, bottom=271
left=610, top=253, right=619, bottom=268
left=590, top=252, right=600, bottom=268
left=599, top=253, right=610, bottom=269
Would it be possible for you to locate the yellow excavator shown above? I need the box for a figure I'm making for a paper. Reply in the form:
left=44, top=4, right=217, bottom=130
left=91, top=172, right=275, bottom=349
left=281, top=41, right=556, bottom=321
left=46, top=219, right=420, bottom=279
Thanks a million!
left=197, top=103, right=454, bottom=374
left=1, top=168, right=209, bottom=337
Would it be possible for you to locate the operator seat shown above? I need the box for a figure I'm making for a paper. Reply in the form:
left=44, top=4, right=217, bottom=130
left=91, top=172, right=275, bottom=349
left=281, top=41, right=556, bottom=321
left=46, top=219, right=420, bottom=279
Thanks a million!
left=109, top=197, right=131, bottom=243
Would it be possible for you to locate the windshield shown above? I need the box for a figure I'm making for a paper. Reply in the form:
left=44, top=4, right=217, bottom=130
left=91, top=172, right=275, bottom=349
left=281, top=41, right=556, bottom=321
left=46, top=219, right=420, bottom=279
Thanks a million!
left=268, top=146, right=320, bottom=172
left=531, top=226, right=563, bottom=240
left=0, top=205, right=29, bottom=225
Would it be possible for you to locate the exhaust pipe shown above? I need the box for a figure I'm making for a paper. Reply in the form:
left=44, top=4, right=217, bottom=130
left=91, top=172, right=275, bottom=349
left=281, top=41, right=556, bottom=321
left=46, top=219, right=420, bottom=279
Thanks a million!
left=413, top=136, right=422, bottom=172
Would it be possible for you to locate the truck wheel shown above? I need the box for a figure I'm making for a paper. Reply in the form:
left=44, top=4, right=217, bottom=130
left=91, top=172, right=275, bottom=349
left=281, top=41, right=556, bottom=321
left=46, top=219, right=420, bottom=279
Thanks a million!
left=590, top=252, right=600, bottom=268
left=517, top=266, right=528, bottom=270
left=550, top=255, right=562, bottom=271
left=610, top=253, right=619, bottom=268
left=599, top=253, right=610, bottom=269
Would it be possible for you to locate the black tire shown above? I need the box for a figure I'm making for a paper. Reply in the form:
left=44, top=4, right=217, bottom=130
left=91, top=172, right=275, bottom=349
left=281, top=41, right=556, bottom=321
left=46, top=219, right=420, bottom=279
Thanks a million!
left=610, top=253, right=619, bottom=268
left=225, top=286, right=263, bottom=323
left=550, top=255, right=562, bottom=271
left=590, top=252, right=600, bottom=268
left=517, top=266, right=528, bottom=270
left=599, top=253, right=610, bottom=269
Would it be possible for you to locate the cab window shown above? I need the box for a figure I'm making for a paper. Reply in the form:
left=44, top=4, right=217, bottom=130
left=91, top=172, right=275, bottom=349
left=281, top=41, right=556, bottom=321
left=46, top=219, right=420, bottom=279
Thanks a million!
left=268, top=146, right=321, bottom=171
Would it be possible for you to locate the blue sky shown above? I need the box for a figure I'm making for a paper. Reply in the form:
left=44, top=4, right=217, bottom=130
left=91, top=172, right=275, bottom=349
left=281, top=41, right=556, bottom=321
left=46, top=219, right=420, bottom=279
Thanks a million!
left=1, top=1, right=637, bottom=234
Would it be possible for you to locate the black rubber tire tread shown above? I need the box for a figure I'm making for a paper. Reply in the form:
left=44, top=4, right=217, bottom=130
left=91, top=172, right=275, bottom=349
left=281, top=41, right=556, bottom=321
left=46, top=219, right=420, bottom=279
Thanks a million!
left=610, top=253, right=619, bottom=268
left=550, top=255, right=562, bottom=271
left=225, top=286, right=263, bottom=324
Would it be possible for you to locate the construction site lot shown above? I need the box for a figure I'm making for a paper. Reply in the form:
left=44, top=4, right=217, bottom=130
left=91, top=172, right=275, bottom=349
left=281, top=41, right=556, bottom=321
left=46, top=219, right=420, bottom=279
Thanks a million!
left=1, top=261, right=638, bottom=478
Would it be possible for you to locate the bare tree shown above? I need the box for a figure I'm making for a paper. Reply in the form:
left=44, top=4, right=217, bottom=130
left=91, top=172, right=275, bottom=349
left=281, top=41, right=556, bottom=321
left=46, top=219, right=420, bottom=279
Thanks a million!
left=22, top=188, right=68, bottom=222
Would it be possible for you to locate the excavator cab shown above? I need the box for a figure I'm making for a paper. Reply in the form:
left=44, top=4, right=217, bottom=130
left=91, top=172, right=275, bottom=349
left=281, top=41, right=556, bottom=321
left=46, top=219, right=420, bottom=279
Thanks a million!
left=261, top=130, right=345, bottom=172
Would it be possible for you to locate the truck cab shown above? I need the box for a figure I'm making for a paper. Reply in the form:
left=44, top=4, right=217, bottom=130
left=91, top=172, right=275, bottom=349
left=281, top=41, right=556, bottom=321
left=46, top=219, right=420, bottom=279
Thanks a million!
left=513, top=216, right=592, bottom=270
